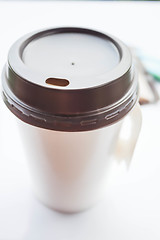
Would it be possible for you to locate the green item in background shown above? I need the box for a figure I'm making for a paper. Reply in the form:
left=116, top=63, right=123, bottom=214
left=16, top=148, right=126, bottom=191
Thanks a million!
left=137, top=50, right=160, bottom=82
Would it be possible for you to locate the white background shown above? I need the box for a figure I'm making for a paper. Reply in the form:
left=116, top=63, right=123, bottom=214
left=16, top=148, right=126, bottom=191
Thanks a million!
left=0, top=1, right=160, bottom=240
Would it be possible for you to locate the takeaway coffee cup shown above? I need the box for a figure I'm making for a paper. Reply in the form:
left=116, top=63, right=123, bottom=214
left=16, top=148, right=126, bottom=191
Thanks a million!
left=2, top=27, right=142, bottom=212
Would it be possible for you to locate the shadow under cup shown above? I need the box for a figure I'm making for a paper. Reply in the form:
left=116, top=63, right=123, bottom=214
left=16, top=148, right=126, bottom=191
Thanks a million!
left=1, top=27, right=141, bottom=213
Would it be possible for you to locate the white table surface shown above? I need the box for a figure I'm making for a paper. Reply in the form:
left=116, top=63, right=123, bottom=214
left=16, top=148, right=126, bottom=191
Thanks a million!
left=0, top=2, right=160, bottom=240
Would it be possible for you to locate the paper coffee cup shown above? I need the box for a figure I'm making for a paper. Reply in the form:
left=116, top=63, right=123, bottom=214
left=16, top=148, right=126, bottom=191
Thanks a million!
left=2, top=27, right=142, bottom=212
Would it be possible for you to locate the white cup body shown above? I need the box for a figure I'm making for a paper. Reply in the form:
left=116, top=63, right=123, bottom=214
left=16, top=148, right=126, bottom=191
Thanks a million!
left=17, top=115, right=124, bottom=212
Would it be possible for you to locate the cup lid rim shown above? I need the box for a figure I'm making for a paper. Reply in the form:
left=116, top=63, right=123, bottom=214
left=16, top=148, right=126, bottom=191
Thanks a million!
left=2, top=27, right=138, bottom=132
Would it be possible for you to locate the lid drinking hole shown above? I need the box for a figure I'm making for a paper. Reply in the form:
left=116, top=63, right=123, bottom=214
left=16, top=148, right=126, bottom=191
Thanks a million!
left=45, top=78, right=69, bottom=87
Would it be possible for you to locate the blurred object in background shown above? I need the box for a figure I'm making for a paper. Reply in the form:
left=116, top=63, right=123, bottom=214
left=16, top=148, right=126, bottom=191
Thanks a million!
left=137, top=49, right=160, bottom=82
left=131, top=48, right=159, bottom=105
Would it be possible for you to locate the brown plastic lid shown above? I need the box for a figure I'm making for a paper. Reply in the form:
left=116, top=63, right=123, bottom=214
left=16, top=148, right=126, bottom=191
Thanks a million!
left=2, top=27, right=138, bottom=131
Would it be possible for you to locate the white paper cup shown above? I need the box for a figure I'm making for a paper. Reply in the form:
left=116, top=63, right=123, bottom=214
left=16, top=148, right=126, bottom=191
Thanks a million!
left=2, top=27, right=142, bottom=212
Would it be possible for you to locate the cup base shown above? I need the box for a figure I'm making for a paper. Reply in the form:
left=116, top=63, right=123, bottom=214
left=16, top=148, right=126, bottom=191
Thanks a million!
left=33, top=191, right=103, bottom=214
